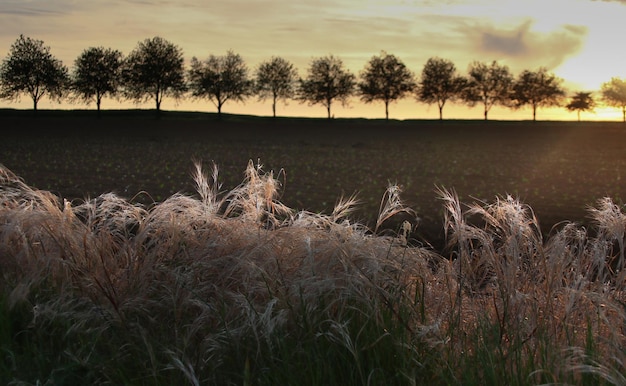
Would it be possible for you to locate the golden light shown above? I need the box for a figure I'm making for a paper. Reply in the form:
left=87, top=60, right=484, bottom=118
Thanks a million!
left=2, top=0, right=626, bottom=121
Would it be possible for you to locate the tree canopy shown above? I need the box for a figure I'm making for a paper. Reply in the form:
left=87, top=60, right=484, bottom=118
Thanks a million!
left=566, top=91, right=595, bottom=122
left=601, top=77, right=626, bottom=122
left=72, top=47, right=123, bottom=116
left=299, top=55, right=356, bottom=119
left=121, top=36, right=186, bottom=113
left=10, top=33, right=626, bottom=122
left=417, top=57, right=466, bottom=120
left=358, top=51, right=416, bottom=120
left=462, top=60, right=513, bottom=121
left=511, top=68, right=565, bottom=121
left=188, top=50, right=253, bottom=118
left=0, top=34, right=69, bottom=112
left=255, top=56, right=298, bottom=118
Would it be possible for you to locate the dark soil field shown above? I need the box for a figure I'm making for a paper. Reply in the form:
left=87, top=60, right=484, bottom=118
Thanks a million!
left=2, top=108, right=626, bottom=250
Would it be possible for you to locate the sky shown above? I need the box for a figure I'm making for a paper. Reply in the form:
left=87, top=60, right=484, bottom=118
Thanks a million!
left=0, top=0, right=625, bottom=120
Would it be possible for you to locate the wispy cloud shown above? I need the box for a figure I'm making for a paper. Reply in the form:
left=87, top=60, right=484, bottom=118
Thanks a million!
left=0, top=7, right=64, bottom=17
left=0, top=0, right=84, bottom=16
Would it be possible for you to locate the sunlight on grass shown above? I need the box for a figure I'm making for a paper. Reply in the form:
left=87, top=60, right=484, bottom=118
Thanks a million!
left=1, top=161, right=625, bottom=385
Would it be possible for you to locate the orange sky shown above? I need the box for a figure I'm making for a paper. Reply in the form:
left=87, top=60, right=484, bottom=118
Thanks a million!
left=1, top=0, right=625, bottom=120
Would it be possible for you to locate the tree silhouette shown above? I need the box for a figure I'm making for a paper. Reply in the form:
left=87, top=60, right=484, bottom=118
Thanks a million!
left=188, top=50, right=253, bottom=119
left=72, top=47, right=123, bottom=117
left=418, top=57, right=466, bottom=120
left=462, top=61, right=513, bottom=121
left=511, top=68, right=565, bottom=121
left=601, top=77, right=626, bottom=122
left=358, top=51, right=415, bottom=120
left=0, top=35, right=68, bottom=112
left=255, top=57, right=298, bottom=118
left=566, top=91, right=595, bottom=122
left=299, top=55, right=355, bottom=119
left=122, top=37, right=186, bottom=113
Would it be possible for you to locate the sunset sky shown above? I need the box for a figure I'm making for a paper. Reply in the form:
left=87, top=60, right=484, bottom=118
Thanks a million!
left=1, top=0, right=625, bottom=120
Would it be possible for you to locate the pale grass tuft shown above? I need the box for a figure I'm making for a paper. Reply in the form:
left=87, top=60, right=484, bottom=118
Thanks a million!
left=375, top=182, right=417, bottom=234
left=223, top=160, right=293, bottom=229
left=588, top=197, right=626, bottom=284
left=2, top=162, right=626, bottom=384
left=436, top=186, right=626, bottom=383
left=332, top=193, right=360, bottom=224
left=191, top=158, right=222, bottom=214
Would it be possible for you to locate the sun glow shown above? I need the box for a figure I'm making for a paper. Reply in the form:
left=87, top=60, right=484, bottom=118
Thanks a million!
left=1, top=0, right=626, bottom=121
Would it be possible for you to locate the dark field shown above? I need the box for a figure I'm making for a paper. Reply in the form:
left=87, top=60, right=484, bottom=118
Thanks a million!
left=2, top=109, right=626, bottom=249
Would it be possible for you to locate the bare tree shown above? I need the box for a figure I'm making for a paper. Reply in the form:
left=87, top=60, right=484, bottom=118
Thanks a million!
left=566, top=91, right=595, bottom=122
left=72, top=47, right=123, bottom=117
left=122, top=36, right=186, bottom=113
left=299, top=55, right=355, bottom=119
left=511, top=68, right=565, bottom=121
left=418, top=57, right=466, bottom=120
left=0, top=34, right=68, bottom=112
left=601, top=77, right=626, bottom=122
left=255, top=56, right=298, bottom=118
left=358, top=51, right=416, bottom=120
left=462, top=60, right=513, bottom=121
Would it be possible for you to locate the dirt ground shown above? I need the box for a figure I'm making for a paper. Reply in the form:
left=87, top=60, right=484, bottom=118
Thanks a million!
left=3, top=110, right=626, bottom=250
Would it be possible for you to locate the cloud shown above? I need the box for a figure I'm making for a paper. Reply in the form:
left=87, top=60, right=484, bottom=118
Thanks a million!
left=0, top=1, right=88, bottom=51
left=480, top=20, right=530, bottom=56
left=0, top=7, right=64, bottom=17
left=460, top=20, right=588, bottom=71
left=0, top=0, right=592, bottom=83
left=0, top=0, right=82, bottom=17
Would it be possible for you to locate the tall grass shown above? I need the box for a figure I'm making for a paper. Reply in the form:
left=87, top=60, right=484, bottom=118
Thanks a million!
left=1, top=162, right=625, bottom=385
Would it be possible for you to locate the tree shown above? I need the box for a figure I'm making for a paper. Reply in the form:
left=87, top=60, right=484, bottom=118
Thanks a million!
left=72, top=47, right=123, bottom=117
left=601, top=77, right=626, bottom=122
left=299, top=55, right=356, bottom=119
left=188, top=51, right=253, bottom=119
left=0, top=34, right=68, bottom=112
left=121, top=36, right=186, bottom=113
left=511, top=68, right=565, bottom=121
left=358, top=51, right=416, bottom=120
left=462, top=60, right=513, bottom=120
left=255, top=56, right=298, bottom=118
left=418, top=57, right=466, bottom=120
left=566, top=91, right=595, bottom=122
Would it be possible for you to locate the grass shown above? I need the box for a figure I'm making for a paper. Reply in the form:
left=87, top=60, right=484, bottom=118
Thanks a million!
left=1, top=156, right=626, bottom=385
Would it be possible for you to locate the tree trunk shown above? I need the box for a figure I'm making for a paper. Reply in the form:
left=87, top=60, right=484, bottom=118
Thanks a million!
left=97, top=98, right=102, bottom=119
left=327, top=104, right=331, bottom=120
left=622, top=106, right=625, bottom=123
left=484, top=107, right=488, bottom=121
left=272, top=94, right=277, bottom=118
left=577, top=111, right=581, bottom=122
left=533, top=106, right=536, bottom=121
left=385, top=101, right=389, bottom=121
left=32, top=88, right=40, bottom=115
left=439, top=105, right=443, bottom=121
left=218, top=103, right=223, bottom=120
left=155, top=90, right=162, bottom=119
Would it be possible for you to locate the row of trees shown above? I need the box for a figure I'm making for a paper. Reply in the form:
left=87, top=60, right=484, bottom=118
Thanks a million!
left=2, top=34, right=626, bottom=121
